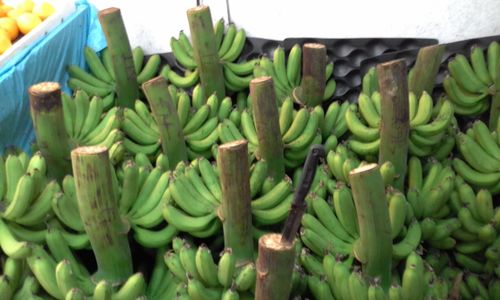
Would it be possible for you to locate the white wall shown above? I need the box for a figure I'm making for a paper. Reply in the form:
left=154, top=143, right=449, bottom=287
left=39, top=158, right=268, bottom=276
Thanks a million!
left=89, top=0, right=500, bottom=54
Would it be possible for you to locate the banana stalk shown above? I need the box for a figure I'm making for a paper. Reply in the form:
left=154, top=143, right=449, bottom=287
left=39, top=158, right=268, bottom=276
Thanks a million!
left=349, top=164, right=392, bottom=290
left=98, top=8, right=139, bottom=108
left=71, top=146, right=132, bottom=283
left=490, top=63, right=500, bottom=129
left=250, top=77, right=285, bottom=180
left=255, top=233, right=296, bottom=300
left=28, top=82, right=72, bottom=181
left=142, top=76, right=188, bottom=169
left=187, top=5, right=225, bottom=98
left=218, top=141, right=254, bottom=264
left=298, top=43, right=326, bottom=107
left=408, top=44, right=445, bottom=98
left=376, top=60, right=410, bottom=190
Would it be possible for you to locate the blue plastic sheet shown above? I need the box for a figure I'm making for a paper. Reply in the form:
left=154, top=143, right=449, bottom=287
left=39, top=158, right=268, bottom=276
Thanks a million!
left=0, top=0, right=105, bottom=153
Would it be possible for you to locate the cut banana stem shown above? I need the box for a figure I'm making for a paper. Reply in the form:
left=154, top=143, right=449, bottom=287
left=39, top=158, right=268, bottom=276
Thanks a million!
left=142, top=76, right=188, bottom=169
left=71, top=146, right=133, bottom=284
left=98, top=8, right=139, bottom=108
left=376, top=59, right=410, bottom=190
left=408, top=44, right=445, bottom=98
left=187, top=5, right=225, bottom=98
left=490, top=92, right=500, bottom=130
left=255, top=233, right=296, bottom=300
left=250, top=77, right=285, bottom=180
left=349, top=163, right=392, bottom=290
left=28, top=82, right=72, bottom=181
left=299, top=43, right=326, bottom=107
left=217, top=140, right=254, bottom=264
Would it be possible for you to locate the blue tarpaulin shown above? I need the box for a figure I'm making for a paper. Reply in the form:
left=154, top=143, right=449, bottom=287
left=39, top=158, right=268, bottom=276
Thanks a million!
left=0, top=0, right=105, bottom=153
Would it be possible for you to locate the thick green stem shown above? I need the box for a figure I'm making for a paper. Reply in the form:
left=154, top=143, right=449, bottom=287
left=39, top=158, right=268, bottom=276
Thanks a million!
left=250, top=77, right=285, bottom=181
left=98, top=7, right=139, bottom=108
left=299, top=43, right=326, bottom=107
left=377, top=59, right=409, bottom=191
left=255, top=233, right=295, bottom=300
left=28, top=82, right=72, bottom=181
left=218, top=140, right=254, bottom=265
left=408, top=44, right=445, bottom=97
left=71, top=146, right=132, bottom=283
left=142, top=76, right=187, bottom=169
left=490, top=93, right=500, bottom=130
left=349, top=164, right=392, bottom=290
left=187, top=5, right=225, bottom=98
left=490, top=64, right=500, bottom=129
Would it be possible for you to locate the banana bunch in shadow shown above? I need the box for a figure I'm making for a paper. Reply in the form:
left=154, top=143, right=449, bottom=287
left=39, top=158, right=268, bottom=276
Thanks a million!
left=300, top=251, right=436, bottom=300
left=25, top=226, right=146, bottom=300
left=50, top=153, right=176, bottom=249
left=61, top=90, right=124, bottom=163
left=121, top=84, right=234, bottom=161
left=449, top=178, right=499, bottom=276
left=443, top=42, right=500, bottom=129
left=437, top=266, right=500, bottom=300
left=67, top=46, right=161, bottom=102
left=452, top=119, right=500, bottom=194
left=253, top=44, right=336, bottom=104
left=345, top=90, right=456, bottom=159
left=162, top=157, right=294, bottom=239
left=0, top=256, right=47, bottom=299
left=0, top=150, right=62, bottom=256
left=167, top=20, right=253, bottom=91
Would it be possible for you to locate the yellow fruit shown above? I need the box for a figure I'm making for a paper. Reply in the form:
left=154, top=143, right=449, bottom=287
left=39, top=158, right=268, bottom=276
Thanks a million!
left=7, top=8, right=23, bottom=20
left=33, top=2, right=55, bottom=20
left=16, top=12, right=41, bottom=35
left=17, top=0, right=34, bottom=13
left=0, top=5, right=12, bottom=18
left=0, top=28, right=12, bottom=54
left=0, top=17, right=18, bottom=41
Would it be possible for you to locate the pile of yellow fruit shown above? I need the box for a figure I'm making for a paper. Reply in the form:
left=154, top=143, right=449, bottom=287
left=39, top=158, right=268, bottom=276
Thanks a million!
left=0, top=0, right=55, bottom=54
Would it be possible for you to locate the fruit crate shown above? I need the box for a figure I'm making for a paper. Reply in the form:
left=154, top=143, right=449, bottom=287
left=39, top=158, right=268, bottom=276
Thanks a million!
left=0, top=0, right=104, bottom=151
left=0, top=0, right=76, bottom=69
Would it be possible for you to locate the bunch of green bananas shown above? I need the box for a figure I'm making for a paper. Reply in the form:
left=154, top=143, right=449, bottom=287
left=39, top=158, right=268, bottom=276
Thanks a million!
left=294, top=163, right=333, bottom=202
left=406, top=157, right=466, bottom=254
left=452, top=119, right=500, bottom=194
left=0, top=151, right=64, bottom=246
left=168, top=19, right=251, bottom=91
left=68, top=46, right=161, bottom=100
left=61, top=90, right=123, bottom=153
left=239, top=97, right=347, bottom=168
left=122, top=86, right=234, bottom=161
left=162, top=157, right=294, bottom=238
left=26, top=226, right=146, bottom=300
left=326, top=144, right=396, bottom=185
left=407, top=157, right=456, bottom=221
left=144, top=248, right=181, bottom=300
left=303, top=251, right=431, bottom=300
left=300, top=188, right=420, bottom=262
left=345, top=91, right=455, bottom=158
left=51, top=153, right=177, bottom=249
left=0, top=257, right=44, bottom=299
left=164, top=237, right=256, bottom=300
left=253, top=44, right=336, bottom=104
left=454, top=272, right=500, bottom=300
left=451, top=179, right=499, bottom=275
left=443, top=42, right=499, bottom=121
